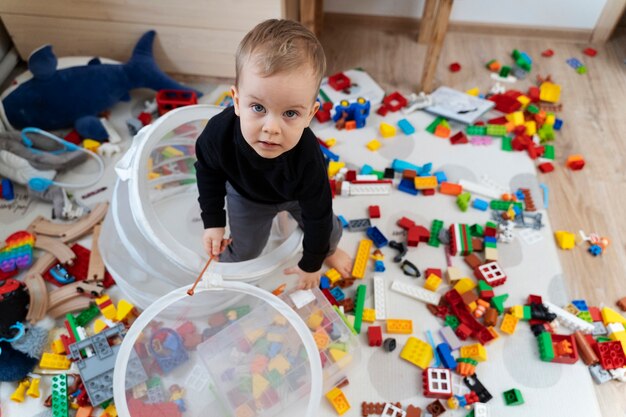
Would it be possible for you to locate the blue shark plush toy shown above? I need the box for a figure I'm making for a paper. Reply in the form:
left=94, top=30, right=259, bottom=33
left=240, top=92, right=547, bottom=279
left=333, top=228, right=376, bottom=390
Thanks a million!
left=1, top=30, right=201, bottom=139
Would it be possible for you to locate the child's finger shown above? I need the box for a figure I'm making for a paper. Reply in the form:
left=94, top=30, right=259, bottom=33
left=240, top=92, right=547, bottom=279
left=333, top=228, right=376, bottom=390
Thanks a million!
left=211, top=240, right=222, bottom=256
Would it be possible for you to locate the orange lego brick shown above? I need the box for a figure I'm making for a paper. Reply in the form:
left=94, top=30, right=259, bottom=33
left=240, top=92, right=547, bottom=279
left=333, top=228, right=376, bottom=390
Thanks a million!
left=439, top=182, right=463, bottom=196
left=386, top=319, right=413, bottom=334
left=352, top=239, right=373, bottom=279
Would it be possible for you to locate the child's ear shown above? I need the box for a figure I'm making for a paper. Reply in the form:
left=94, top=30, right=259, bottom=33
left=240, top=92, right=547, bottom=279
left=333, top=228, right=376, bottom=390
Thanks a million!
left=306, top=100, right=320, bottom=126
left=230, top=85, right=240, bottom=116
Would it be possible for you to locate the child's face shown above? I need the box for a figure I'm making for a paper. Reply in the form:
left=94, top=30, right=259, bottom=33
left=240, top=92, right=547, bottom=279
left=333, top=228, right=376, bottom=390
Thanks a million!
left=231, top=63, right=320, bottom=159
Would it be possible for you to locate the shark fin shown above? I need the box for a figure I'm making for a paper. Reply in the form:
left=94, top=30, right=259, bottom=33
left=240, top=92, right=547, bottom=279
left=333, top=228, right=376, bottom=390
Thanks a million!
left=88, top=57, right=102, bottom=65
left=126, top=30, right=203, bottom=97
left=28, top=45, right=58, bottom=80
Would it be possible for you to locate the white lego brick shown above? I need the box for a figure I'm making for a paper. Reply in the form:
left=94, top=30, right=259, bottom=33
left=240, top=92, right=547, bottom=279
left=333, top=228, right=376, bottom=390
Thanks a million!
left=390, top=280, right=440, bottom=305
left=458, top=179, right=500, bottom=200
left=348, top=182, right=392, bottom=195
left=518, top=228, right=543, bottom=245
left=289, top=290, right=316, bottom=309
left=609, top=367, right=626, bottom=382
left=356, top=174, right=379, bottom=181
left=439, top=326, right=462, bottom=350
left=373, top=275, right=387, bottom=320
left=341, top=181, right=351, bottom=196
left=185, top=364, right=211, bottom=392
left=479, top=174, right=509, bottom=195
left=606, top=322, right=625, bottom=335
left=474, top=403, right=490, bottom=417
left=382, top=403, right=406, bottom=417
left=543, top=301, right=594, bottom=334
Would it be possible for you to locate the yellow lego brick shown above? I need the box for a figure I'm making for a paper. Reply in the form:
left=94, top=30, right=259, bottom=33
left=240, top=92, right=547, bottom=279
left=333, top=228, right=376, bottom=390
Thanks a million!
left=545, top=113, right=556, bottom=126
left=307, top=311, right=324, bottom=330
left=116, top=299, right=136, bottom=322
left=266, top=332, right=285, bottom=343
left=273, top=314, right=288, bottom=326
left=362, top=308, right=376, bottom=323
left=352, top=239, right=373, bottom=279
left=467, top=301, right=477, bottom=313
left=524, top=121, right=537, bottom=136
left=39, top=352, right=71, bottom=370
left=325, top=138, right=337, bottom=147
left=446, top=267, right=463, bottom=285
left=11, top=380, right=29, bottom=402
left=82, top=139, right=101, bottom=153
left=460, top=343, right=488, bottom=362
left=516, top=95, right=530, bottom=109
left=601, top=307, right=626, bottom=326
left=27, top=377, right=40, bottom=398
left=500, top=313, right=519, bottom=335
left=453, top=278, right=476, bottom=294
left=564, top=303, right=580, bottom=315
left=95, top=295, right=117, bottom=321
left=326, top=387, right=351, bottom=415
left=424, top=274, right=442, bottom=291
left=325, top=268, right=342, bottom=285
left=329, top=348, right=351, bottom=368
left=252, top=374, right=269, bottom=400
left=104, top=404, right=117, bottom=417
left=93, top=319, right=108, bottom=334
left=386, top=319, right=413, bottom=334
left=414, top=176, right=438, bottom=190
left=509, top=305, right=525, bottom=319
left=379, top=122, right=397, bottom=138
left=554, top=231, right=576, bottom=250
left=162, top=145, right=185, bottom=158
left=51, top=339, right=66, bottom=354
left=400, top=336, right=433, bottom=369
left=268, top=355, right=291, bottom=375
left=506, top=111, right=525, bottom=126
left=466, top=87, right=480, bottom=96
left=328, top=161, right=346, bottom=178
left=366, top=139, right=382, bottom=151
left=245, top=328, right=265, bottom=343
left=539, top=81, right=561, bottom=103
left=484, top=247, right=498, bottom=262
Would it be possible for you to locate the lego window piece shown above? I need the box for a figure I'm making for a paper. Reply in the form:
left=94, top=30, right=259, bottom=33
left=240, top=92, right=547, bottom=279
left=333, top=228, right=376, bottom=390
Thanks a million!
left=423, top=368, right=452, bottom=398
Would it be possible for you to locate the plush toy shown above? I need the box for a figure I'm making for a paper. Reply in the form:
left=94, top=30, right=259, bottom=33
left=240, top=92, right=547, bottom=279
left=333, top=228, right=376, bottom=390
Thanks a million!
left=1, top=30, right=200, bottom=139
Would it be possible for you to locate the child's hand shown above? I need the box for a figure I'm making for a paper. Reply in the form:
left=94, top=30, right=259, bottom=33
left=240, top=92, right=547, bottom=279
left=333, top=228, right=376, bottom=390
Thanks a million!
left=284, top=265, right=321, bottom=290
left=202, top=227, right=231, bottom=257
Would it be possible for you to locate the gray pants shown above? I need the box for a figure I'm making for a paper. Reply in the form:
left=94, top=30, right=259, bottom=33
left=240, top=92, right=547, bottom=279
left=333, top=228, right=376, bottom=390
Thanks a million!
left=219, top=182, right=343, bottom=264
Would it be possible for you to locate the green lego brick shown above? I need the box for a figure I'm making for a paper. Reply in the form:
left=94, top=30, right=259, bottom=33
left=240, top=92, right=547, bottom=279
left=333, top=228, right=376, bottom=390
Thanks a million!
left=577, top=65, right=587, bottom=74
left=445, top=315, right=460, bottom=330
left=74, top=303, right=100, bottom=327
left=512, top=49, right=521, bottom=60
left=490, top=200, right=524, bottom=211
left=499, top=65, right=511, bottom=77
left=51, top=374, right=68, bottom=417
left=486, top=221, right=498, bottom=229
left=503, top=388, right=525, bottom=406
left=577, top=311, right=593, bottom=323
left=470, top=224, right=484, bottom=237
left=596, top=336, right=612, bottom=343
left=372, top=170, right=384, bottom=180
left=486, top=124, right=507, bottom=137
left=428, top=219, right=444, bottom=247
left=457, top=357, right=478, bottom=366
left=333, top=306, right=357, bottom=335
left=353, top=284, right=367, bottom=334
left=537, top=332, right=555, bottom=362
left=543, top=144, right=555, bottom=160
left=477, top=280, right=493, bottom=293
left=526, top=104, right=540, bottom=114
left=523, top=305, right=532, bottom=320
left=457, top=192, right=471, bottom=212
left=466, top=125, right=488, bottom=136
left=465, top=410, right=475, bottom=417
left=426, top=116, right=445, bottom=134
left=484, top=240, right=498, bottom=249
left=491, top=294, right=509, bottom=314
left=501, top=136, right=512, bottom=151
left=538, top=125, right=555, bottom=143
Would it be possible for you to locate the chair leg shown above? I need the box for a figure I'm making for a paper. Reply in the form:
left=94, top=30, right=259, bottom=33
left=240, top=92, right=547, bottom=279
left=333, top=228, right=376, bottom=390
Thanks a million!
left=420, top=0, right=454, bottom=93
left=418, top=0, right=439, bottom=44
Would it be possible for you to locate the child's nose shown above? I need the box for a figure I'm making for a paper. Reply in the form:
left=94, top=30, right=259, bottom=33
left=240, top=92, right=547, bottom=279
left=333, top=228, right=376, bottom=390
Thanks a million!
left=262, top=116, right=280, bottom=135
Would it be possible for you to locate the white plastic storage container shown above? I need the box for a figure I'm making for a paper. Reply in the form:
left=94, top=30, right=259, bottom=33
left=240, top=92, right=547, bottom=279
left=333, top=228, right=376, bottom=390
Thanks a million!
left=99, top=104, right=303, bottom=310
left=113, top=277, right=360, bottom=417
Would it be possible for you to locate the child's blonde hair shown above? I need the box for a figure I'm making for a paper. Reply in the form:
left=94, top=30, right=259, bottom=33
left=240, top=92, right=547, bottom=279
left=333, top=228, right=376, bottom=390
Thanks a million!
left=235, top=19, right=326, bottom=95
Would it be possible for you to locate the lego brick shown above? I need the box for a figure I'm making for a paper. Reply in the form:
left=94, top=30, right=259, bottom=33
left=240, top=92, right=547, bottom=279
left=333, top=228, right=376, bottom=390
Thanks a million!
left=543, top=301, right=594, bottom=333
left=423, top=368, right=452, bottom=398
left=373, top=275, right=387, bottom=320
left=391, top=280, right=440, bottom=305
left=401, top=337, right=434, bottom=369
left=387, top=319, right=413, bottom=334
left=352, top=239, right=373, bottom=279
left=326, top=387, right=350, bottom=415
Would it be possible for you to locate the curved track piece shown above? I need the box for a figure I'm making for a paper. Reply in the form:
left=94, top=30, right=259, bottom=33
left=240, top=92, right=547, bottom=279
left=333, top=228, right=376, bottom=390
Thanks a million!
left=25, top=273, right=49, bottom=323
left=29, top=252, right=57, bottom=276
left=86, top=225, right=105, bottom=283
left=47, top=298, right=91, bottom=319
left=34, top=235, right=76, bottom=265
left=27, top=215, right=72, bottom=237
left=61, top=203, right=109, bottom=243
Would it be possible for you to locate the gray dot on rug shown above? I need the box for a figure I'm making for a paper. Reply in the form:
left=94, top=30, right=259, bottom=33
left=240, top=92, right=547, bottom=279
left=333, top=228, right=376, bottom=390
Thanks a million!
left=367, top=347, right=420, bottom=400
left=509, top=173, right=542, bottom=205
left=498, top=236, right=523, bottom=268
left=434, top=164, right=478, bottom=183
left=502, top=325, right=562, bottom=388
left=547, top=274, right=570, bottom=306
left=378, top=136, right=416, bottom=162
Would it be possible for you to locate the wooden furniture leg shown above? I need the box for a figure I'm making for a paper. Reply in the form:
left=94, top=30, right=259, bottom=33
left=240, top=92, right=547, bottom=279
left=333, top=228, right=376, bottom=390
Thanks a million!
left=300, top=0, right=324, bottom=37
left=418, top=0, right=439, bottom=44
left=420, top=0, right=454, bottom=93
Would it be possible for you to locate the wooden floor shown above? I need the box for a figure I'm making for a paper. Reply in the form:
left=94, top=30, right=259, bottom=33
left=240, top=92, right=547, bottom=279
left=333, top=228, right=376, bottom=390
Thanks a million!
left=318, top=21, right=626, bottom=416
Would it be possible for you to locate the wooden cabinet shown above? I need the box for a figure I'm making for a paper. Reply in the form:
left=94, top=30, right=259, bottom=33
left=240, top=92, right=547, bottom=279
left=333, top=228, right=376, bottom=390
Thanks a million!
left=0, top=0, right=298, bottom=78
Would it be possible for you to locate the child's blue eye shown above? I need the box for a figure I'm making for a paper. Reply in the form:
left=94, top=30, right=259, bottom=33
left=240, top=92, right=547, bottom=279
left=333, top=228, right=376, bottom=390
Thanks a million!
left=284, top=110, right=298, bottom=118
left=252, top=104, right=265, bottom=113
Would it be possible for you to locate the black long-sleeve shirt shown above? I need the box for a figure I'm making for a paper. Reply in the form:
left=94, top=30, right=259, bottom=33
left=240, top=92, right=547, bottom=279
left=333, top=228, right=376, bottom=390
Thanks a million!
left=194, top=106, right=333, bottom=272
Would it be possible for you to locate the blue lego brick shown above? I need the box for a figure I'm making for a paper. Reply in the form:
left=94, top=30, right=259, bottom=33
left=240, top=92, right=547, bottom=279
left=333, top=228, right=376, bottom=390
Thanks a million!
left=338, top=215, right=349, bottom=228
left=1, top=178, right=14, bottom=201
left=436, top=343, right=457, bottom=369
left=366, top=226, right=389, bottom=248
left=361, top=164, right=374, bottom=175
left=515, top=189, right=525, bottom=200
left=391, top=158, right=421, bottom=173
left=484, top=236, right=497, bottom=245
left=330, top=287, right=345, bottom=302
left=472, top=198, right=489, bottom=211
left=320, top=276, right=331, bottom=289
left=397, top=118, right=416, bottom=135
left=398, top=178, right=419, bottom=196
left=571, top=300, right=589, bottom=311
left=553, top=118, right=563, bottom=130
left=434, top=171, right=447, bottom=183
left=417, top=162, right=433, bottom=176
left=319, top=145, right=339, bottom=162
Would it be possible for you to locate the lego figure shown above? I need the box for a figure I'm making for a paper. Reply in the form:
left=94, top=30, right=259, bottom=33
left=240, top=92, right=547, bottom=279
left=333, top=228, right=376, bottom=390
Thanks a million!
left=169, top=384, right=187, bottom=412
left=332, top=97, right=371, bottom=129
left=195, top=19, right=352, bottom=290
left=370, top=249, right=385, bottom=272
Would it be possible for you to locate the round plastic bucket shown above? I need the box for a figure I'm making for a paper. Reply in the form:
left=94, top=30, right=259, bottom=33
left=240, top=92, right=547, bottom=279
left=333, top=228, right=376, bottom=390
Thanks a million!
left=100, top=104, right=303, bottom=309
left=113, top=273, right=360, bottom=417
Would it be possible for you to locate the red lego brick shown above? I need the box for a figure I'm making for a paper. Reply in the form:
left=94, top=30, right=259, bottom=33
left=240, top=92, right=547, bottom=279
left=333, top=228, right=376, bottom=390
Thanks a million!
left=487, top=116, right=508, bottom=125
left=383, top=91, right=408, bottom=112
left=449, top=62, right=461, bottom=72
left=528, top=86, right=541, bottom=102
left=422, top=189, right=436, bottom=196
left=489, top=94, right=522, bottom=113
left=450, top=131, right=469, bottom=145
left=137, top=112, right=152, bottom=126
left=397, top=216, right=416, bottom=230
left=368, top=205, right=381, bottom=219
left=541, top=49, right=555, bottom=57
left=594, top=341, right=625, bottom=370
left=589, top=306, right=602, bottom=322
left=345, top=170, right=357, bottom=182
left=425, top=268, right=442, bottom=279
left=423, top=368, right=452, bottom=399
left=583, top=47, right=597, bottom=57
left=43, top=244, right=115, bottom=288
left=475, top=262, right=507, bottom=287
left=407, top=225, right=430, bottom=247
left=328, top=72, right=351, bottom=91
left=376, top=105, right=389, bottom=116
left=368, top=326, right=382, bottom=347
left=551, top=334, right=579, bottom=364
left=538, top=162, right=555, bottom=173
left=64, top=130, right=82, bottom=145
left=528, top=294, right=543, bottom=305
